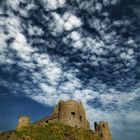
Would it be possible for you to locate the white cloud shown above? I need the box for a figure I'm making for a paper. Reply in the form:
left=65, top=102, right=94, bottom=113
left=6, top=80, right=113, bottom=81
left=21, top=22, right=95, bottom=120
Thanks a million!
left=50, top=12, right=82, bottom=35
left=120, top=51, right=134, bottom=60
left=11, top=33, right=34, bottom=60
left=103, top=0, right=111, bottom=6
left=0, top=32, right=8, bottom=51
left=0, top=55, right=14, bottom=64
left=41, top=0, right=65, bottom=10
left=6, top=0, right=20, bottom=10
left=73, top=89, right=96, bottom=102
left=126, top=111, right=140, bottom=122
left=95, top=3, right=103, bottom=12
left=63, top=12, right=82, bottom=30
left=40, top=83, right=56, bottom=95
left=127, top=48, right=134, bottom=55
left=28, top=25, right=44, bottom=36
left=70, top=31, right=81, bottom=41
left=0, top=15, right=35, bottom=61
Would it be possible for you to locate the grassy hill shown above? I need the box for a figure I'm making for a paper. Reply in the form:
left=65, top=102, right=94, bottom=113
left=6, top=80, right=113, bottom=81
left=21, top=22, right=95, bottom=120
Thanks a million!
left=0, top=123, right=100, bottom=140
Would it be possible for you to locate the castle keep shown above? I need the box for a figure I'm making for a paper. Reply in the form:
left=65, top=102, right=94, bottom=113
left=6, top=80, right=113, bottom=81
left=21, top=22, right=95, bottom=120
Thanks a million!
left=16, top=100, right=112, bottom=140
left=35, top=100, right=90, bottom=129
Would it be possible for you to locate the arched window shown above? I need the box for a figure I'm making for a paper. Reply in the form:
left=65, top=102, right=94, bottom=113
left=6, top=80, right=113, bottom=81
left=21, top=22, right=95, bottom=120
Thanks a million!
left=103, top=124, right=105, bottom=128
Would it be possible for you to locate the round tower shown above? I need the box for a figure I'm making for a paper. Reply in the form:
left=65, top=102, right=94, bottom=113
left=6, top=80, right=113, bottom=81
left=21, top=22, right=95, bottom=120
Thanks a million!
left=58, top=100, right=90, bottom=129
left=94, top=121, right=112, bottom=140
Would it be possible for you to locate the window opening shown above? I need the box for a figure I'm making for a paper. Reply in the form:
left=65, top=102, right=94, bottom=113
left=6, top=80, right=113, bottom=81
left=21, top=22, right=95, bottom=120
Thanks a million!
left=100, top=133, right=104, bottom=137
left=71, top=112, right=76, bottom=117
left=80, top=116, right=82, bottom=122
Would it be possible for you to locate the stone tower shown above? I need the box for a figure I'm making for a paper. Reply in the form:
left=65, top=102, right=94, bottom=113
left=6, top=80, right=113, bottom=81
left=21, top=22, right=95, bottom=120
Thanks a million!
left=36, top=100, right=90, bottom=129
left=58, top=100, right=90, bottom=129
left=16, top=100, right=112, bottom=140
left=94, top=121, right=112, bottom=140
left=16, top=116, right=30, bottom=130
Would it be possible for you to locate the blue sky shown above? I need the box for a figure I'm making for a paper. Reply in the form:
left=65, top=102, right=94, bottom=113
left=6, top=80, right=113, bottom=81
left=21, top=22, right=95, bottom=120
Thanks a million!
left=0, top=0, right=140, bottom=140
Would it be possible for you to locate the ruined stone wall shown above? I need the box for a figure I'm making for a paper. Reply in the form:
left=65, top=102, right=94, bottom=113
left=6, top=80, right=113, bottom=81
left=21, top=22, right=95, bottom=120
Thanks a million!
left=35, top=100, right=90, bottom=129
left=35, top=104, right=59, bottom=125
left=94, top=121, right=112, bottom=140
left=34, top=100, right=112, bottom=140
left=36, top=114, right=59, bottom=125
left=58, top=100, right=90, bottom=129
left=16, top=116, right=30, bottom=130
left=16, top=100, right=112, bottom=140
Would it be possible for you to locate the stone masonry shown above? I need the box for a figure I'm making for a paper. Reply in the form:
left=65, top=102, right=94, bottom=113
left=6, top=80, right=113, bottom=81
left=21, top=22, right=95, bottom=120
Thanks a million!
left=35, top=100, right=90, bottom=129
left=17, top=100, right=112, bottom=140
left=16, top=116, right=30, bottom=130
left=94, top=121, right=112, bottom=140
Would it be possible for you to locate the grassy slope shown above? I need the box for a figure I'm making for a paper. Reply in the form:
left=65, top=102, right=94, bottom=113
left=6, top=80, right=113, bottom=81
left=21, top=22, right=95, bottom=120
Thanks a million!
left=0, top=123, right=100, bottom=140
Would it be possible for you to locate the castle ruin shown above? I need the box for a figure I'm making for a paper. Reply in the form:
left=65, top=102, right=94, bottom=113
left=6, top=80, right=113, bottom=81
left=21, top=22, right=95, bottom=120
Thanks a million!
left=16, top=116, right=30, bottom=130
left=94, top=121, right=112, bottom=140
left=35, top=100, right=90, bottom=129
left=16, top=100, right=112, bottom=140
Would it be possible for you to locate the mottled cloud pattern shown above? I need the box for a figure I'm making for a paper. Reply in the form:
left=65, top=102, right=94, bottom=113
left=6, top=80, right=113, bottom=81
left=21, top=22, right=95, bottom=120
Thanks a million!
left=0, top=0, right=140, bottom=140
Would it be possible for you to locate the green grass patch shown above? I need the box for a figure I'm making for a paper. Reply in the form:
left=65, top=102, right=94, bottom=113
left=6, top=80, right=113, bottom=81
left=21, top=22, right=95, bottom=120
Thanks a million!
left=0, top=123, right=100, bottom=140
